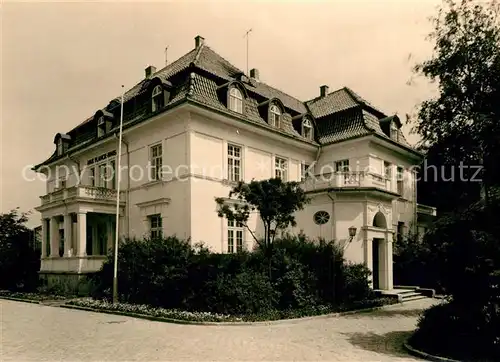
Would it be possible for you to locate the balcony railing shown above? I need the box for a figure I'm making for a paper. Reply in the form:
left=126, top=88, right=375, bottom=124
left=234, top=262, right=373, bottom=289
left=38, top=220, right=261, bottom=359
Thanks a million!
left=40, top=185, right=125, bottom=206
left=302, top=171, right=394, bottom=193
left=417, top=203, right=437, bottom=216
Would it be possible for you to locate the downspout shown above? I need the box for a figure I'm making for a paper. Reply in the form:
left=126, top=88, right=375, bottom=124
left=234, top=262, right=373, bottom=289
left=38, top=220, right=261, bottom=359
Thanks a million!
left=413, top=168, right=418, bottom=237
left=115, top=133, right=130, bottom=237
left=314, top=143, right=322, bottom=173
left=326, top=192, right=335, bottom=243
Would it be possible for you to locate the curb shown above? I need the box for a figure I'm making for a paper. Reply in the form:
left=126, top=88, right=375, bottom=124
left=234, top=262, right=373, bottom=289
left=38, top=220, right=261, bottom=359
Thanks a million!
left=0, top=295, right=77, bottom=305
left=404, top=340, right=462, bottom=362
left=60, top=302, right=398, bottom=326
left=0, top=296, right=42, bottom=304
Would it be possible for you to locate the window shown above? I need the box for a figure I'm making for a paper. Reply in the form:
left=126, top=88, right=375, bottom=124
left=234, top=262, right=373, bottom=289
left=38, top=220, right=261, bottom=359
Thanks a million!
left=302, top=118, right=313, bottom=139
left=150, top=214, right=162, bottom=239
left=229, top=87, right=243, bottom=114
left=56, top=176, right=66, bottom=189
left=227, top=219, right=244, bottom=253
left=57, top=140, right=63, bottom=156
left=301, top=162, right=311, bottom=182
left=390, top=123, right=399, bottom=141
left=335, top=159, right=350, bottom=172
left=227, top=144, right=241, bottom=182
left=384, top=161, right=392, bottom=179
left=89, top=167, right=95, bottom=187
left=397, top=166, right=404, bottom=195
left=150, top=143, right=163, bottom=181
left=98, top=164, right=107, bottom=188
left=110, top=160, right=116, bottom=189
left=313, top=211, right=330, bottom=225
left=151, top=85, right=164, bottom=112
left=97, top=116, right=106, bottom=138
left=270, top=105, right=281, bottom=128
left=275, top=157, right=288, bottom=180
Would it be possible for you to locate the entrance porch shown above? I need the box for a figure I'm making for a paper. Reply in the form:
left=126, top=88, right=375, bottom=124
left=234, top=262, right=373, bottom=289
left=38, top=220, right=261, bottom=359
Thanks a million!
left=363, top=211, right=394, bottom=290
left=40, top=212, right=117, bottom=274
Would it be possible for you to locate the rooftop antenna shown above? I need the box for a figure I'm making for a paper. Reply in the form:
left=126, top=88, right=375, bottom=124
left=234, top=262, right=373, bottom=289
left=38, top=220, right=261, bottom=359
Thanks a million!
left=244, top=28, right=252, bottom=75
left=165, top=46, right=169, bottom=66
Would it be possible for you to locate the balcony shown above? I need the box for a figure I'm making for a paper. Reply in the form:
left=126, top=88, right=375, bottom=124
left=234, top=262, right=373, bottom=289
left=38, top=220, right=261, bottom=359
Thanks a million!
left=40, top=185, right=125, bottom=206
left=417, top=203, right=437, bottom=217
left=302, top=171, right=395, bottom=195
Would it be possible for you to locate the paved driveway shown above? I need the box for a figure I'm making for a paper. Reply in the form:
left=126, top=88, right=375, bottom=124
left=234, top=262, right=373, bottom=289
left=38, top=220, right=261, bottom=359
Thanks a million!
left=1, top=298, right=439, bottom=361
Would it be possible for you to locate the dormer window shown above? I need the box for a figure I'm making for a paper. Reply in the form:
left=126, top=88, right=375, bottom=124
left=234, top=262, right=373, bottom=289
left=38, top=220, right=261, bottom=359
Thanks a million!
left=302, top=118, right=313, bottom=139
left=54, top=133, right=71, bottom=156
left=229, top=87, right=243, bottom=113
left=152, top=85, right=164, bottom=112
left=97, top=116, right=106, bottom=138
left=390, top=122, right=399, bottom=141
left=57, top=139, right=64, bottom=156
left=270, top=104, right=281, bottom=128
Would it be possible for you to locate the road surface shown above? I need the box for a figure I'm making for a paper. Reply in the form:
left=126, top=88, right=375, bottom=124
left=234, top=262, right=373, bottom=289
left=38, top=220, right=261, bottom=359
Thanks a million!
left=1, top=298, right=438, bottom=361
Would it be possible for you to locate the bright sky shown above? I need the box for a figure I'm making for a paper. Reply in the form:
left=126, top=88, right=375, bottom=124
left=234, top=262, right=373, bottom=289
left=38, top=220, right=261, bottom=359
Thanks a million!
left=1, top=0, right=440, bottom=227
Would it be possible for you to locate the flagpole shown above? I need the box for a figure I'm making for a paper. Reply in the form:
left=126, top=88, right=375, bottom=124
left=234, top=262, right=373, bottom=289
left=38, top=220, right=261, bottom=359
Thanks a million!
left=113, top=85, right=125, bottom=304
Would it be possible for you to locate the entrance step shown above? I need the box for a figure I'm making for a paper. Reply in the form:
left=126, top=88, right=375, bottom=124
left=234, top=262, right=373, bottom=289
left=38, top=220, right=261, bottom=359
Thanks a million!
left=374, top=288, right=429, bottom=303
left=402, top=294, right=428, bottom=302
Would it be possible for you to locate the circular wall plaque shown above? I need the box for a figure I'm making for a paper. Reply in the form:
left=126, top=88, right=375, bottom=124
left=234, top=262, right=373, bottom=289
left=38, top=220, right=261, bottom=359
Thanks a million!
left=313, top=211, right=330, bottom=225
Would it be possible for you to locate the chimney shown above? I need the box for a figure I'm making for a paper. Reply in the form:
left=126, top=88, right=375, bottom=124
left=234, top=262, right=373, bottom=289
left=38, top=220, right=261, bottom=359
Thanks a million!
left=195, top=35, right=205, bottom=48
left=320, top=85, right=329, bottom=97
left=249, top=68, right=259, bottom=80
left=145, top=65, right=156, bottom=78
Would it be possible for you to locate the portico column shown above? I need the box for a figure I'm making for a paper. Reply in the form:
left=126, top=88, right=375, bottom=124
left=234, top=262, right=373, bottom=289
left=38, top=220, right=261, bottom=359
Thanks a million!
left=64, top=214, right=73, bottom=257
left=50, top=217, right=59, bottom=257
left=41, top=219, right=47, bottom=258
left=385, top=236, right=394, bottom=290
left=76, top=212, right=87, bottom=257
left=363, top=230, right=373, bottom=288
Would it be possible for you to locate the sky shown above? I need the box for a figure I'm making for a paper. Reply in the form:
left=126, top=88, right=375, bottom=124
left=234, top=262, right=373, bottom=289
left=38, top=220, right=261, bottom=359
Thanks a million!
left=1, top=0, right=440, bottom=227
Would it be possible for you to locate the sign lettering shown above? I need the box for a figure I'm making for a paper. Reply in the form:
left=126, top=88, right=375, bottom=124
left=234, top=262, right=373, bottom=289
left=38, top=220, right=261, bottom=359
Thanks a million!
left=87, top=150, right=117, bottom=165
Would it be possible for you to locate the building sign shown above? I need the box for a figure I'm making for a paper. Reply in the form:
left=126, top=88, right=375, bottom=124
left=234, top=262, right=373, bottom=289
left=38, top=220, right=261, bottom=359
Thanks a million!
left=87, top=150, right=117, bottom=165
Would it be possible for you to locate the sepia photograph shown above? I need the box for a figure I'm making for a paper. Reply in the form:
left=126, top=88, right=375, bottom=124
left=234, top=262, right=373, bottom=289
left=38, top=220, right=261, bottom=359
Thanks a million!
left=1, top=0, right=499, bottom=361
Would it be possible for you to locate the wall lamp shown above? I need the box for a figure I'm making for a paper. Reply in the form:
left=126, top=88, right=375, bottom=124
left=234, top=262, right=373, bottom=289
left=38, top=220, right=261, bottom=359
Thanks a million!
left=348, top=226, right=357, bottom=238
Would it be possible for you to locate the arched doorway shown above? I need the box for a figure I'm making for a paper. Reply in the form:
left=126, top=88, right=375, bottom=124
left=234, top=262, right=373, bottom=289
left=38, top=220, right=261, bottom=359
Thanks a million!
left=371, top=212, right=387, bottom=290
left=373, top=211, right=387, bottom=228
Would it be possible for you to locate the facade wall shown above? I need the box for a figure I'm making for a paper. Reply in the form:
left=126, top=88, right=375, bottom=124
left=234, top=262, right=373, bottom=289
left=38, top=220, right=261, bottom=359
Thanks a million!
left=187, top=112, right=316, bottom=251
left=367, top=142, right=419, bottom=236
left=38, top=105, right=425, bottom=277
left=315, top=138, right=371, bottom=176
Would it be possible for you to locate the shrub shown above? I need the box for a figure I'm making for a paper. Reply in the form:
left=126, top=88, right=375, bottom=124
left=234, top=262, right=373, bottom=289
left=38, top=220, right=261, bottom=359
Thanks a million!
left=409, top=190, right=500, bottom=361
left=340, top=263, right=373, bottom=303
left=93, top=234, right=378, bottom=317
left=204, top=270, right=278, bottom=315
left=411, top=301, right=500, bottom=361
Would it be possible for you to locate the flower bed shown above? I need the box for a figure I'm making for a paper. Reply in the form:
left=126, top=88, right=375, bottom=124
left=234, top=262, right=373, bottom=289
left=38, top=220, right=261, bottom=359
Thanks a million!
left=67, top=297, right=396, bottom=323
left=0, top=290, right=68, bottom=301
left=68, top=298, right=242, bottom=322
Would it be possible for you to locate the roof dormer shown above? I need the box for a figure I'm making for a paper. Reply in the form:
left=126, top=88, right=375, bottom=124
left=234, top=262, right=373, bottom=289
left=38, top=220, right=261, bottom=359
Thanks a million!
left=94, top=110, right=114, bottom=138
left=257, top=98, right=285, bottom=129
left=54, top=133, right=71, bottom=156
left=379, top=115, right=402, bottom=141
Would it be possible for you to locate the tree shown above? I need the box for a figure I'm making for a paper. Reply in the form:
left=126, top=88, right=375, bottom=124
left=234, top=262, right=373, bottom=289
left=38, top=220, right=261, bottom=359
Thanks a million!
left=407, top=2, right=500, bottom=358
left=0, top=208, right=40, bottom=291
left=215, top=178, right=309, bottom=257
left=412, top=0, right=500, bottom=209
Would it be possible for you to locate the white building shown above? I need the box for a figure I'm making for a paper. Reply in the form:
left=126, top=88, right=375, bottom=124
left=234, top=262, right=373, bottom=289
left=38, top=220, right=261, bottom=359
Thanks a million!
left=33, top=35, right=436, bottom=291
